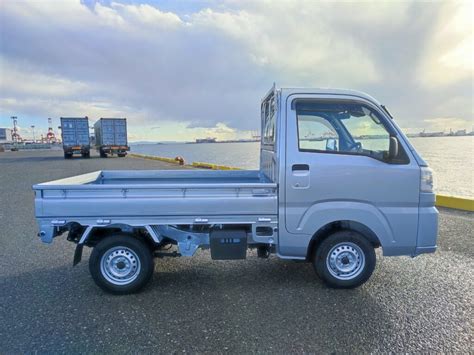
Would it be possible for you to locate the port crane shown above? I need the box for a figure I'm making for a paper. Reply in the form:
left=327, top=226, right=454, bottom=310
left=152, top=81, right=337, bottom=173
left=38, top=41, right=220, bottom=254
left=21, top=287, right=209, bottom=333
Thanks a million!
left=46, top=118, right=57, bottom=143
left=11, top=116, right=22, bottom=143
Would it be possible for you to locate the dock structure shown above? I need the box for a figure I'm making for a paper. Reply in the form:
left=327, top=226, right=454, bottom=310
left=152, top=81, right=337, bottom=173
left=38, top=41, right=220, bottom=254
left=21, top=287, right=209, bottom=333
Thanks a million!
left=0, top=149, right=472, bottom=353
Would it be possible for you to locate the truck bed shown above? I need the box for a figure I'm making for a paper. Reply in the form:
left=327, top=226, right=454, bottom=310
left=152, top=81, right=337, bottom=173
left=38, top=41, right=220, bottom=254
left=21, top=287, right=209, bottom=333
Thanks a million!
left=33, top=170, right=277, bottom=219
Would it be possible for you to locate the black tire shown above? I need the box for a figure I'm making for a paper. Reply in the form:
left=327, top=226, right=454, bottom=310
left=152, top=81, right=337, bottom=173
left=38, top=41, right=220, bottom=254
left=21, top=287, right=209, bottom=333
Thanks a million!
left=99, top=150, right=107, bottom=158
left=64, top=152, right=72, bottom=159
left=313, top=230, right=375, bottom=289
left=257, top=245, right=270, bottom=258
left=89, top=234, right=154, bottom=295
left=118, top=153, right=126, bottom=158
left=81, top=152, right=90, bottom=158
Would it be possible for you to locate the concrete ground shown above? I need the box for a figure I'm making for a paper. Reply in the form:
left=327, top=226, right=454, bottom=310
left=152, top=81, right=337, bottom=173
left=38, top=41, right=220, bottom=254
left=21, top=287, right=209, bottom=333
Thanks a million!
left=0, top=150, right=472, bottom=353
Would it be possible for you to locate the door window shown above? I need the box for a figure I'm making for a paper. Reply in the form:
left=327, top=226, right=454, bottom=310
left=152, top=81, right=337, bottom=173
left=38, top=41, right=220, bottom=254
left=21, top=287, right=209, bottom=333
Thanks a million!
left=298, top=114, right=339, bottom=151
left=296, top=102, right=393, bottom=161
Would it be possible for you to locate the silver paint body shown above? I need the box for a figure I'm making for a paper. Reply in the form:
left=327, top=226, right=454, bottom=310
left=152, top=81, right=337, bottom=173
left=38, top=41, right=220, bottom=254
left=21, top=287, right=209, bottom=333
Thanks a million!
left=33, top=87, right=438, bottom=259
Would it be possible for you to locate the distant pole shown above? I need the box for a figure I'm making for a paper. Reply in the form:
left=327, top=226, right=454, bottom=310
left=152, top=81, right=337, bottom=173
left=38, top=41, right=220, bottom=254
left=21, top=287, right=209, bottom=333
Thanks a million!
left=31, top=125, right=35, bottom=142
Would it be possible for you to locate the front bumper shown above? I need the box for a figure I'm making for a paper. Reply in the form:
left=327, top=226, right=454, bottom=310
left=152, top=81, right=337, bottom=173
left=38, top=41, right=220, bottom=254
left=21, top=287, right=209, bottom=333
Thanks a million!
left=414, top=245, right=437, bottom=255
left=414, top=193, right=438, bottom=256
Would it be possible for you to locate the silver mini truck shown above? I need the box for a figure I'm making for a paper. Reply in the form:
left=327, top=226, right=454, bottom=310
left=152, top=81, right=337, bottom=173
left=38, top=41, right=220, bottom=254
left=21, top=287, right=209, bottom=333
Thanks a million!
left=33, top=86, right=438, bottom=294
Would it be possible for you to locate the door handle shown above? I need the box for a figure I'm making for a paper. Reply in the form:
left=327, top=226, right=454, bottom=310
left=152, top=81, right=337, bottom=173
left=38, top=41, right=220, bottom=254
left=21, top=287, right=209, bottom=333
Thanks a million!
left=292, top=164, right=309, bottom=171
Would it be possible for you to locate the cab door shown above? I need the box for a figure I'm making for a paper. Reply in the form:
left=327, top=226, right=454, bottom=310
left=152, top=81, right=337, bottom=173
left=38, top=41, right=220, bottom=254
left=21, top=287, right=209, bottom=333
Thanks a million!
left=280, top=94, right=420, bottom=257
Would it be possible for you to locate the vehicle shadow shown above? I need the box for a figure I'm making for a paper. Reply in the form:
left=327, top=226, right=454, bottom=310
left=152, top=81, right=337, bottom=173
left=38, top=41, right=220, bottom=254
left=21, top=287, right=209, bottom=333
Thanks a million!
left=1, top=256, right=395, bottom=353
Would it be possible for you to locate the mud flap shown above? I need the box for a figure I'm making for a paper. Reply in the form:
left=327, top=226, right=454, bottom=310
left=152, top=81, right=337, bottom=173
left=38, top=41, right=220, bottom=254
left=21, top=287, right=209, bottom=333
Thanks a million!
left=73, top=244, right=84, bottom=266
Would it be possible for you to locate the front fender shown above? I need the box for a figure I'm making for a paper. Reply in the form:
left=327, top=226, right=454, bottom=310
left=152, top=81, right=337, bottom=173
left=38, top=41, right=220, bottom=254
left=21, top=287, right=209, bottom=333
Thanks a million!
left=297, top=201, right=394, bottom=242
left=280, top=201, right=402, bottom=257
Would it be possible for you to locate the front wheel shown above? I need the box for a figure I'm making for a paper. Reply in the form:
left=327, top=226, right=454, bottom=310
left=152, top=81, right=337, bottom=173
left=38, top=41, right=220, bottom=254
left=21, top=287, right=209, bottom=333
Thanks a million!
left=89, top=235, right=154, bottom=294
left=313, top=231, right=376, bottom=289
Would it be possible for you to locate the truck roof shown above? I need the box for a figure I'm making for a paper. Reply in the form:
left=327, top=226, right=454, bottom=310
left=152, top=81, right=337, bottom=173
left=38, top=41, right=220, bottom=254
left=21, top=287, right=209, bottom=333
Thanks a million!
left=276, top=87, right=382, bottom=106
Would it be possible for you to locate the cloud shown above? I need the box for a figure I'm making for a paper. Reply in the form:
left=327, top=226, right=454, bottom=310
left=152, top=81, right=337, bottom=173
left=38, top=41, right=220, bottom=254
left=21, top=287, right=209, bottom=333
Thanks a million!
left=0, top=58, right=90, bottom=99
left=417, top=1, right=473, bottom=87
left=0, top=0, right=472, bottom=140
left=110, top=2, right=183, bottom=28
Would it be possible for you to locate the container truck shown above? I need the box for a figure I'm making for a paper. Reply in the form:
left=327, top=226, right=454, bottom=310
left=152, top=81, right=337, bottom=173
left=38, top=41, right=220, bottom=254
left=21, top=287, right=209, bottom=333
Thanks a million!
left=94, top=118, right=129, bottom=158
left=60, top=117, right=90, bottom=159
left=33, top=86, right=438, bottom=294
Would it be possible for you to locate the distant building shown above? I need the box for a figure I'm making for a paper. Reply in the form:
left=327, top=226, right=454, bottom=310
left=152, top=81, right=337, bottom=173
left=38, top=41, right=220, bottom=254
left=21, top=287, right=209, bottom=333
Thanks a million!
left=419, top=130, right=444, bottom=137
left=0, top=128, right=13, bottom=144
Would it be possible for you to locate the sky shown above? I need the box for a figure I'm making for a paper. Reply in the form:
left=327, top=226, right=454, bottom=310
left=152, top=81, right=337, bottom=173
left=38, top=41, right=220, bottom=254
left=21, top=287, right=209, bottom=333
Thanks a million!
left=0, top=0, right=472, bottom=142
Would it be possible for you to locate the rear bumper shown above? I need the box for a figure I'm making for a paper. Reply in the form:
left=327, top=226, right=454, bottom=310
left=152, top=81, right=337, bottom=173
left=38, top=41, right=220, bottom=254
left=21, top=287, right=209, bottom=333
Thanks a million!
left=99, top=145, right=129, bottom=151
left=37, top=219, right=58, bottom=243
left=64, top=146, right=89, bottom=153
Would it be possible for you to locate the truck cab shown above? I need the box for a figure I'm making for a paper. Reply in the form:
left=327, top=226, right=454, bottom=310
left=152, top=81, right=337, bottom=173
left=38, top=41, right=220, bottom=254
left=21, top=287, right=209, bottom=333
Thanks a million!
left=34, top=86, right=438, bottom=294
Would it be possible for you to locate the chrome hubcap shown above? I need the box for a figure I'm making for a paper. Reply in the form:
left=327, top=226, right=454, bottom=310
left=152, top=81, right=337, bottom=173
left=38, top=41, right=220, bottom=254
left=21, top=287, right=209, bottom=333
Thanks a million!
left=326, top=242, right=365, bottom=280
left=100, top=246, right=141, bottom=285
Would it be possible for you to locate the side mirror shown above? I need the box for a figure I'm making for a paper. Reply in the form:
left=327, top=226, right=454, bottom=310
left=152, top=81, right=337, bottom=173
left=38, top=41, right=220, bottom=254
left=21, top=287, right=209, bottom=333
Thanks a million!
left=388, top=136, right=399, bottom=160
left=326, top=138, right=337, bottom=151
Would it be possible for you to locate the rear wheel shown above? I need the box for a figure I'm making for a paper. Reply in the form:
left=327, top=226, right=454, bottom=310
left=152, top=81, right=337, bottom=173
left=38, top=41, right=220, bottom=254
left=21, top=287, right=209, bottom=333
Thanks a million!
left=118, top=153, right=126, bottom=157
left=312, top=231, right=375, bottom=289
left=64, top=152, right=73, bottom=159
left=99, top=149, right=107, bottom=158
left=81, top=151, right=90, bottom=158
left=89, top=234, right=154, bottom=294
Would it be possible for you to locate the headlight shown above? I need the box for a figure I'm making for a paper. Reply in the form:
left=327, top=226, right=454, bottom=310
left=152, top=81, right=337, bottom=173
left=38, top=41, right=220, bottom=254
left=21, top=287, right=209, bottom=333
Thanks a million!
left=420, top=167, right=434, bottom=193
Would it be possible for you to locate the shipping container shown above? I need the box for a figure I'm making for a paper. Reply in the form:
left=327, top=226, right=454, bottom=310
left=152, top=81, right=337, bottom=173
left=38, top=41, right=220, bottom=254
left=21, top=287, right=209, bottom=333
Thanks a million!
left=60, top=117, right=90, bottom=159
left=94, top=118, right=129, bottom=158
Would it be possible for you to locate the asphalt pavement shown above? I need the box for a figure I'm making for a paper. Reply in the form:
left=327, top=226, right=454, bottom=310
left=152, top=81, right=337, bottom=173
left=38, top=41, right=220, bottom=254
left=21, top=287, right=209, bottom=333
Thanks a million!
left=0, top=149, right=472, bottom=353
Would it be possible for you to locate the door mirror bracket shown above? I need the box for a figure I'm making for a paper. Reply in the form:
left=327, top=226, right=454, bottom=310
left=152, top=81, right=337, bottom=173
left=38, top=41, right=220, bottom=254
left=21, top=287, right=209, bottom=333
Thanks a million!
left=326, top=138, right=337, bottom=151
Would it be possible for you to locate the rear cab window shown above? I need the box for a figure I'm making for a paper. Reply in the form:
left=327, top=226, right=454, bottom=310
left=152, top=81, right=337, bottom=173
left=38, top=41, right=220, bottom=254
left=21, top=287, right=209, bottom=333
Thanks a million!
left=262, top=93, right=277, bottom=151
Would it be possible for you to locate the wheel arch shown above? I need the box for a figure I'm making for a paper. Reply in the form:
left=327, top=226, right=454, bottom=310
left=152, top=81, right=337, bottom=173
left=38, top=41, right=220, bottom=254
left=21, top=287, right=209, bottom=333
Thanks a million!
left=306, top=220, right=381, bottom=261
left=84, top=224, right=158, bottom=248
left=73, top=223, right=159, bottom=266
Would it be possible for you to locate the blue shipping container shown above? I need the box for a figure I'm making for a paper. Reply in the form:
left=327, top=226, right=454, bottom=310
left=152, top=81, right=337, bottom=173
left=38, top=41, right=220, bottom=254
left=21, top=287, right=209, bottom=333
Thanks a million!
left=94, top=118, right=128, bottom=147
left=60, top=117, right=90, bottom=147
